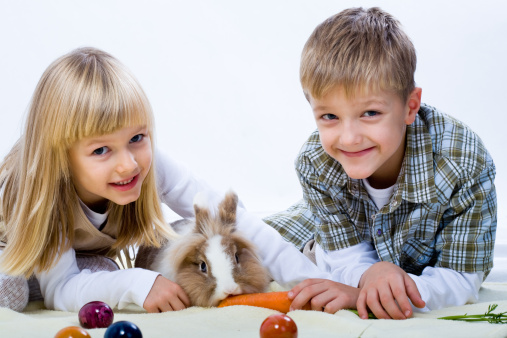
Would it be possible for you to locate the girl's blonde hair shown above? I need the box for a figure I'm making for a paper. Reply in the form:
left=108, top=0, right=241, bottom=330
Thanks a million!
left=300, top=7, right=416, bottom=102
left=0, top=47, right=176, bottom=277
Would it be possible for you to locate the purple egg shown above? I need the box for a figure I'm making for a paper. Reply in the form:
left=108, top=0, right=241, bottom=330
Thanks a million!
left=78, top=301, right=114, bottom=329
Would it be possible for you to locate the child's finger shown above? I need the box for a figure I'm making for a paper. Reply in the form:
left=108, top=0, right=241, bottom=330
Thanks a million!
left=178, top=290, right=191, bottom=307
left=365, top=288, right=391, bottom=320
left=289, top=280, right=327, bottom=311
left=169, top=296, right=188, bottom=311
left=322, top=295, right=351, bottom=314
left=389, top=282, right=412, bottom=319
left=288, top=278, right=321, bottom=300
left=356, top=290, right=368, bottom=318
left=377, top=283, right=406, bottom=319
left=404, top=275, right=425, bottom=308
left=392, top=291, right=412, bottom=318
left=389, top=276, right=413, bottom=318
left=289, top=291, right=313, bottom=311
left=154, top=299, right=175, bottom=313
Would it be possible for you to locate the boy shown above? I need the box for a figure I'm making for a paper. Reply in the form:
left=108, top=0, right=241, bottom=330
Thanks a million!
left=265, top=7, right=496, bottom=320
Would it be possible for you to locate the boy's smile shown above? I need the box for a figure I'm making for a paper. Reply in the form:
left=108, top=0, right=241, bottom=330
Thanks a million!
left=310, top=86, right=421, bottom=189
left=68, top=125, right=152, bottom=212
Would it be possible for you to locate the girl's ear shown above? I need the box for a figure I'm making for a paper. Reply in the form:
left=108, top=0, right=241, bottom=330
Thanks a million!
left=405, top=87, right=422, bottom=125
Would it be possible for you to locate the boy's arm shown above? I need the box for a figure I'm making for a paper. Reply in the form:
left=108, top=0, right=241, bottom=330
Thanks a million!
left=315, top=242, right=378, bottom=285
left=409, top=267, right=482, bottom=311
left=356, top=262, right=482, bottom=319
left=357, top=160, right=496, bottom=318
left=436, top=162, right=496, bottom=277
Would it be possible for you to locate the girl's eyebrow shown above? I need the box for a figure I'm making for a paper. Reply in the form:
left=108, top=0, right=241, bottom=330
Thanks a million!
left=81, top=135, right=111, bottom=147
left=82, top=126, right=148, bottom=147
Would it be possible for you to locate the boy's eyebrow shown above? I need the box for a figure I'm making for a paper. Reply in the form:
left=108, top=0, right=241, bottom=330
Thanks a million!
left=362, top=98, right=389, bottom=106
left=312, top=105, right=329, bottom=112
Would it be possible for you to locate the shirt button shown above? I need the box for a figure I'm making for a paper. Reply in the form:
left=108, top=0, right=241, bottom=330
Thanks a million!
left=376, top=229, right=382, bottom=236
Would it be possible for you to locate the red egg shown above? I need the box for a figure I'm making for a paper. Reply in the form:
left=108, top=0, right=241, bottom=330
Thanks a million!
left=260, top=313, right=298, bottom=338
left=54, top=326, right=91, bottom=338
left=78, top=301, right=114, bottom=329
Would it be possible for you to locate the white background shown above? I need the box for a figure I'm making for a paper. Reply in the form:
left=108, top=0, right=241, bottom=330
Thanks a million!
left=1, top=0, right=506, bottom=250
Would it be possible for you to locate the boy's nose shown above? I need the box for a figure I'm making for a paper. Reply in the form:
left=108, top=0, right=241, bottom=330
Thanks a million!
left=339, top=122, right=362, bottom=146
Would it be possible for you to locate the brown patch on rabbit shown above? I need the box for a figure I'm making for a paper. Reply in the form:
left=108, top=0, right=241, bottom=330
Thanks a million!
left=140, top=191, right=271, bottom=307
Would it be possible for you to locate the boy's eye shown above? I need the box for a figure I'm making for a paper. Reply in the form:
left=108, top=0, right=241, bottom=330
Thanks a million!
left=92, top=146, right=109, bottom=155
left=363, top=111, right=379, bottom=117
left=322, top=114, right=338, bottom=120
left=130, top=134, right=144, bottom=143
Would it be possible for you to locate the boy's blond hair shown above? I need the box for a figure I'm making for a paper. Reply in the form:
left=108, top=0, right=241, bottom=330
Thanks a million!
left=0, top=47, right=176, bottom=277
left=301, top=7, right=416, bottom=101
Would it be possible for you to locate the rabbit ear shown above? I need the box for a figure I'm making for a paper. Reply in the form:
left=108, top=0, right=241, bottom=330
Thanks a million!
left=193, top=193, right=212, bottom=235
left=218, top=191, right=238, bottom=225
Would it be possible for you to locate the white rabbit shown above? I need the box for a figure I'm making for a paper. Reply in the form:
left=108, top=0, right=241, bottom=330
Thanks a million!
left=136, top=191, right=271, bottom=307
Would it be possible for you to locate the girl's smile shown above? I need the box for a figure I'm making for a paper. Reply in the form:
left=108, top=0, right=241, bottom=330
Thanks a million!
left=68, top=125, right=152, bottom=212
left=109, top=174, right=140, bottom=191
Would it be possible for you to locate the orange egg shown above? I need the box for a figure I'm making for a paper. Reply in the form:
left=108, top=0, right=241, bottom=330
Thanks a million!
left=54, top=326, right=91, bottom=338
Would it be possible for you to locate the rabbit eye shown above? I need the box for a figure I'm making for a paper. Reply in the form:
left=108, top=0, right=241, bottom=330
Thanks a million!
left=200, top=261, right=207, bottom=273
left=235, top=253, right=239, bottom=264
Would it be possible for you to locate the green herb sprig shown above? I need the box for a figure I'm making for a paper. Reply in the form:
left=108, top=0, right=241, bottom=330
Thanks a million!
left=348, top=304, right=507, bottom=324
left=438, top=304, right=507, bottom=324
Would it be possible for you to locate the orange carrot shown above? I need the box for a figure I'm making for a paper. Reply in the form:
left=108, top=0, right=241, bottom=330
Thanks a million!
left=217, top=291, right=311, bottom=313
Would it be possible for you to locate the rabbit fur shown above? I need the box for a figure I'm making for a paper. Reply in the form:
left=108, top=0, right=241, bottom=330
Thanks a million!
left=137, top=191, right=271, bottom=307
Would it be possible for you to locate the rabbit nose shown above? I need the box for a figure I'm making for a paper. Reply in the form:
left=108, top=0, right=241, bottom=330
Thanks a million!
left=224, top=285, right=241, bottom=296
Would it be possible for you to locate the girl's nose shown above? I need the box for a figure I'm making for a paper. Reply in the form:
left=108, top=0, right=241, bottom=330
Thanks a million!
left=116, top=149, right=137, bottom=174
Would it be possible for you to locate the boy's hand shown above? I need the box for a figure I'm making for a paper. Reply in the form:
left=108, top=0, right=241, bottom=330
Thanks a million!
left=288, top=278, right=360, bottom=314
left=143, top=275, right=191, bottom=312
left=357, top=262, right=425, bottom=319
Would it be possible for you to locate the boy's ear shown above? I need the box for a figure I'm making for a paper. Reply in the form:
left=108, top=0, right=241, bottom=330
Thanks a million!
left=405, top=87, right=422, bottom=125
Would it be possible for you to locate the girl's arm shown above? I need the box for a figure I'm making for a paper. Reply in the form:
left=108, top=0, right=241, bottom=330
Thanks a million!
left=37, top=247, right=160, bottom=312
left=155, top=150, right=332, bottom=286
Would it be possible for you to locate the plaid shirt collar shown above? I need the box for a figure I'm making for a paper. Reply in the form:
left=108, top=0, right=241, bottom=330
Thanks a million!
left=317, top=109, right=439, bottom=205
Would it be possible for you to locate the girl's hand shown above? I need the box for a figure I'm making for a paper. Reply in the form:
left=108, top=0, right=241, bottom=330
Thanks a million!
left=357, top=262, right=425, bottom=320
left=288, top=278, right=360, bottom=314
left=143, top=275, right=191, bottom=312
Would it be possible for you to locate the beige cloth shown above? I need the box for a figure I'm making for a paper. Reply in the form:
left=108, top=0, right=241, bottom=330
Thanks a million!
left=1, top=282, right=506, bottom=337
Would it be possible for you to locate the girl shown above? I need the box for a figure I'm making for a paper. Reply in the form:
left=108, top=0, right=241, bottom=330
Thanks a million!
left=0, top=47, right=334, bottom=313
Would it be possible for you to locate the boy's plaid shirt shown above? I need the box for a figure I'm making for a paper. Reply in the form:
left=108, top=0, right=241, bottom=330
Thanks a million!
left=265, top=104, right=496, bottom=277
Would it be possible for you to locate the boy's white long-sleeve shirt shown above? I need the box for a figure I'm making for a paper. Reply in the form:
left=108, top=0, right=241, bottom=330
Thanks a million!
left=37, top=150, right=330, bottom=312
left=315, top=242, right=483, bottom=311
left=264, top=104, right=496, bottom=312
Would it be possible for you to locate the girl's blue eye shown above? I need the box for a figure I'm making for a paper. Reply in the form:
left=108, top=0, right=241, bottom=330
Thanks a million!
left=363, top=111, right=379, bottom=117
left=130, top=134, right=144, bottom=143
left=93, top=146, right=109, bottom=155
left=322, top=114, right=338, bottom=120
